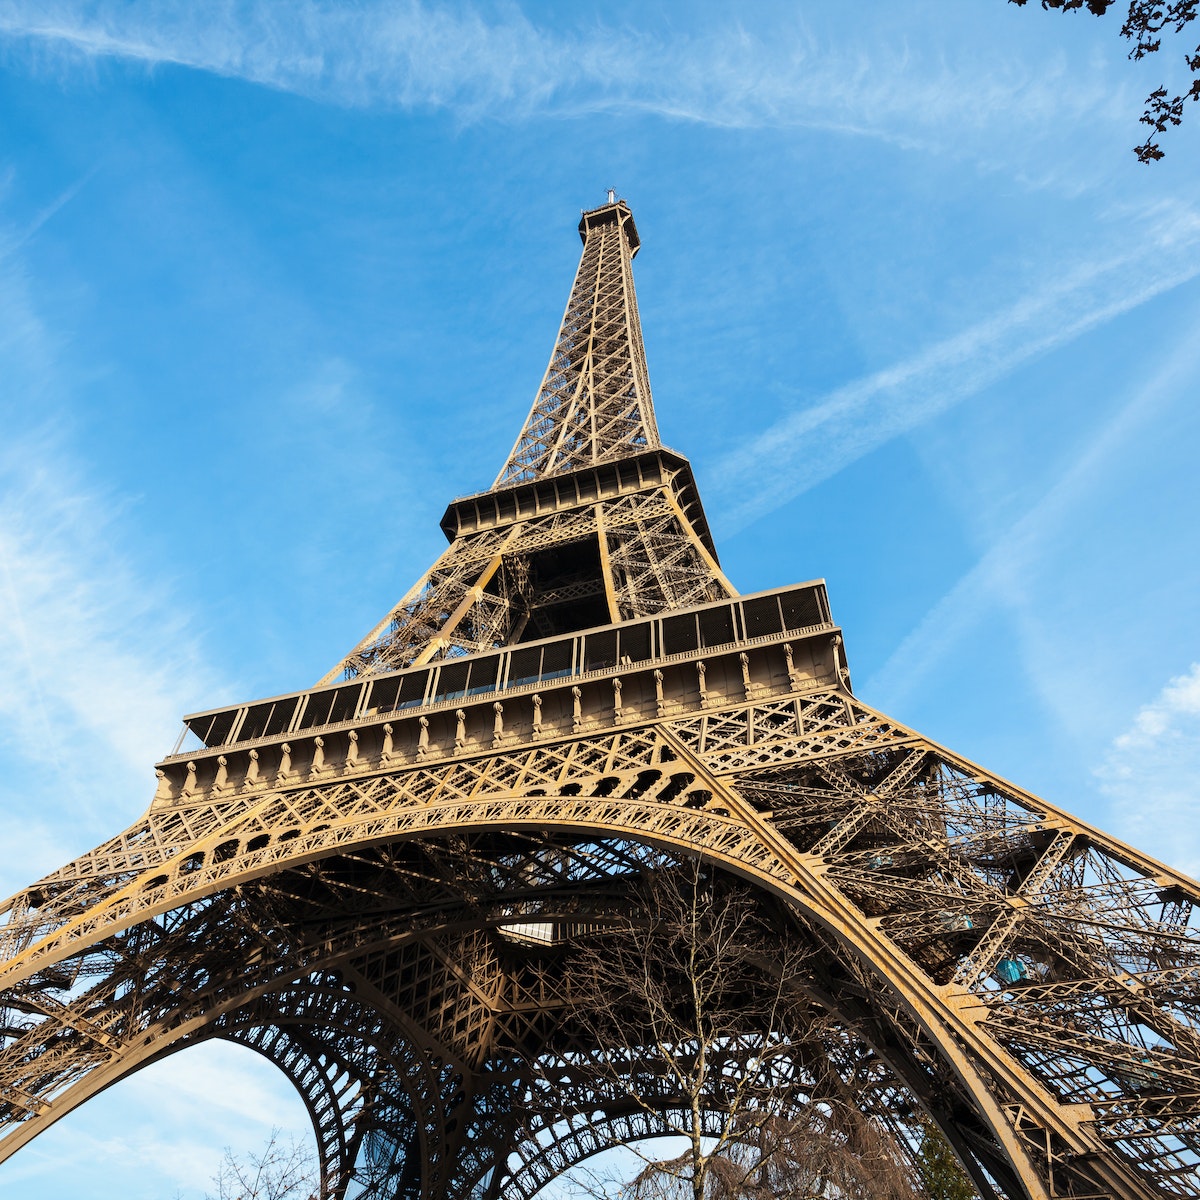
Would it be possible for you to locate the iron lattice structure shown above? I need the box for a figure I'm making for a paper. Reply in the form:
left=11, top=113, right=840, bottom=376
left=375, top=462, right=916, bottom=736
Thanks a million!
left=1, top=199, right=1198, bottom=1200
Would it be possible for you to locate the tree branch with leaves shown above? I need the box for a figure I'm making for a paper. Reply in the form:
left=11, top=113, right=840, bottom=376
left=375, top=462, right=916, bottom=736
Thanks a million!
left=1010, top=0, right=1200, bottom=160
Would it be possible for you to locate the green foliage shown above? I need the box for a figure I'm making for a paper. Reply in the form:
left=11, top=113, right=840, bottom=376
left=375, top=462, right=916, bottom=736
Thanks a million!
left=916, top=1121, right=976, bottom=1200
left=1009, top=0, right=1200, bottom=160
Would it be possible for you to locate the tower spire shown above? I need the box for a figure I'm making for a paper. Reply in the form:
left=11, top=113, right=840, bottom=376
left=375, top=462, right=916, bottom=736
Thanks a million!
left=495, top=197, right=661, bottom=486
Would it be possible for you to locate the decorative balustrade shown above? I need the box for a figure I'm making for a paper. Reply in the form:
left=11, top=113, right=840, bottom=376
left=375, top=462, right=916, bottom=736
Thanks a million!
left=152, top=582, right=845, bottom=810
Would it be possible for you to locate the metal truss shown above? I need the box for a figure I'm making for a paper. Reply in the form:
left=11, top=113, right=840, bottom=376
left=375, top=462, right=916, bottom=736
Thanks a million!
left=326, top=480, right=734, bottom=681
left=0, top=198, right=1197, bottom=1200
left=2, top=689, right=1197, bottom=1198
left=495, top=198, right=659, bottom=486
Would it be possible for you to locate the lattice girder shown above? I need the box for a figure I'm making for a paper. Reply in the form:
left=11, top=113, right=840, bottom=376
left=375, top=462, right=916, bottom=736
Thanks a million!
left=4, top=687, right=1197, bottom=1197
left=222, top=1018, right=375, bottom=1195
left=214, top=982, right=455, bottom=1198
left=0, top=823, right=926, bottom=1197
left=325, top=474, right=734, bottom=682
left=496, top=200, right=658, bottom=486
left=471, top=1024, right=942, bottom=1200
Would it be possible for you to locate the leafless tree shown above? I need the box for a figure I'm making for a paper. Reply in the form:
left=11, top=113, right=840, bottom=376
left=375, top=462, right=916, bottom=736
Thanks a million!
left=205, top=1128, right=318, bottom=1200
left=1010, top=0, right=1200, bottom=160
left=622, top=1105, right=921, bottom=1200
left=548, top=858, right=948, bottom=1200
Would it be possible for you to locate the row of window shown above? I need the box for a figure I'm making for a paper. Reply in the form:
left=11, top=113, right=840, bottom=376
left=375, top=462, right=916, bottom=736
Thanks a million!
left=184, top=585, right=829, bottom=751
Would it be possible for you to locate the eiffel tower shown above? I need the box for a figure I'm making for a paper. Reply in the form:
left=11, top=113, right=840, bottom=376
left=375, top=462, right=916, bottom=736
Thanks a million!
left=1, top=197, right=1198, bottom=1200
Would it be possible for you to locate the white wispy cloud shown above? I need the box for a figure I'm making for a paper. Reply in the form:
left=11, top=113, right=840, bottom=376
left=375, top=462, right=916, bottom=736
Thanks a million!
left=0, top=0, right=1126, bottom=148
left=0, top=210, right=229, bottom=886
left=861, top=304, right=1200, bottom=723
left=7, top=1040, right=312, bottom=1198
left=709, top=199, right=1200, bottom=535
left=0, top=435, right=222, bottom=774
left=1098, top=663, right=1200, bottom=879
left=0, top=203, right=301, bottom=1198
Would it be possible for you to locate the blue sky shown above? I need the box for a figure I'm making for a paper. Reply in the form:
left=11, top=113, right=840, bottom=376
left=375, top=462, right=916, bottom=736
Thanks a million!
left=1, top=2, right=1199, bottom=1196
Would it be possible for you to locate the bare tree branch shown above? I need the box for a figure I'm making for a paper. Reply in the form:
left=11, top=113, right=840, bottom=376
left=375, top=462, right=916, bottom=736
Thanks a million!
left=204, top=1129, right=318, bottom=1200
left=537, top=858, right=961, bottom=1200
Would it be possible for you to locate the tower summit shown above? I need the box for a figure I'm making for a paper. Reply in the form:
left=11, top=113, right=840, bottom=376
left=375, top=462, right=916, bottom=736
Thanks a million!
left=496, top=196, right=657, bottom=485
left=0, top=202, right=1197, bottom=1200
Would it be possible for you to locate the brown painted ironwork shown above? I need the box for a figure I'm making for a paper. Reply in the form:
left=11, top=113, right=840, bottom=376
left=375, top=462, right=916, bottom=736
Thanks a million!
left=1, top=197, right=1197, bottom=1200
